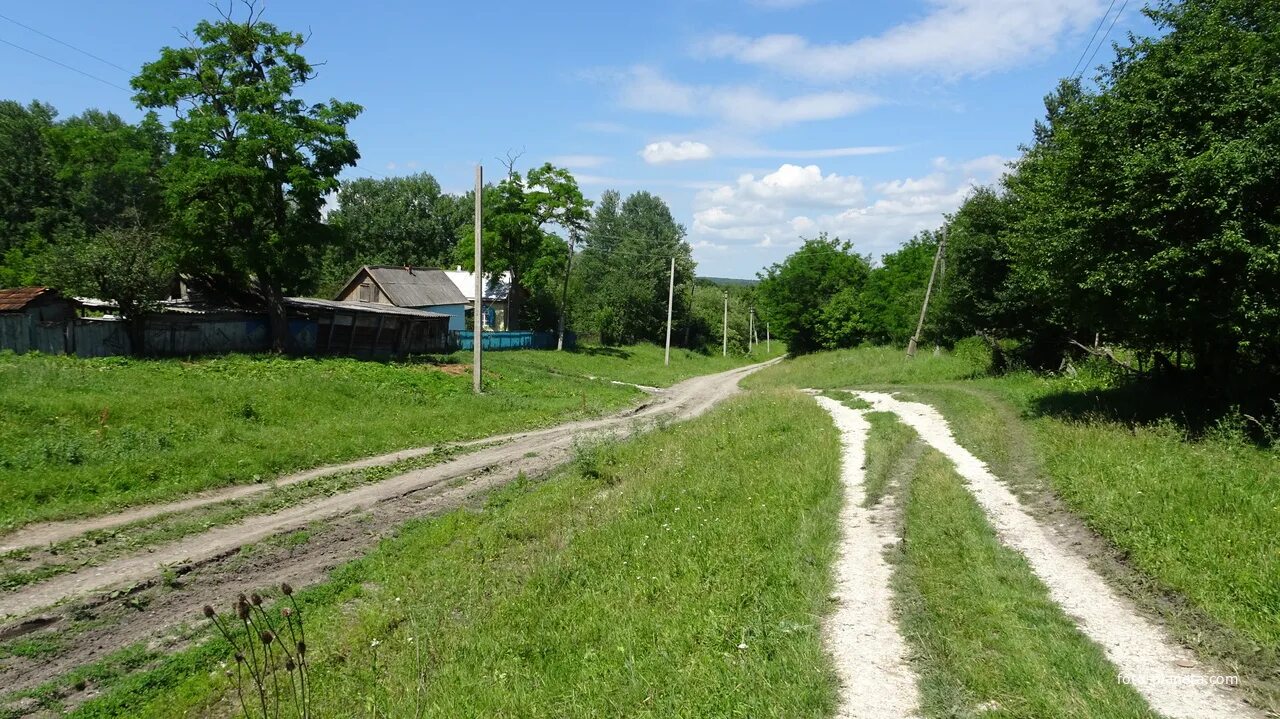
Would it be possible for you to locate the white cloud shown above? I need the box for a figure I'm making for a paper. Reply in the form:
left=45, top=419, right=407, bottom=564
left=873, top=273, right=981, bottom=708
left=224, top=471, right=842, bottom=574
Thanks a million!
left=616, top=66, right=878, bottom=129
left=690, top=157, right=998, bottom=259
left=548, top=154, right=610, bottom=169
left=875, top=173, right=948, bottom=196
left=699, top=0, right=1106, bottom=81
left=641, top=140, right=714, bottom=164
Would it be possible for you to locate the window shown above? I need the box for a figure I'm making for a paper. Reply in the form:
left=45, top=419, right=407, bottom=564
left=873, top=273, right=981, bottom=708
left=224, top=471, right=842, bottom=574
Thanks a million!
left=359, top=282, right=375, bottom=302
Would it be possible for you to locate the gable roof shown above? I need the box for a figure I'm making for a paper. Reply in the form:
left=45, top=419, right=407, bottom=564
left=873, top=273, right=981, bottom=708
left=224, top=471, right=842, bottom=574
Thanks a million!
left=336, top=266, right=467, bottom=307
left=0, top=287, right=64, bottom=312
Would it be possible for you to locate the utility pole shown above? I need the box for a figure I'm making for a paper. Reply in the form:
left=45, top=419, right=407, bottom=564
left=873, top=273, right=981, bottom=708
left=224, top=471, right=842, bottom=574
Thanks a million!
left=556, top=231, right=575, bottom=351
left=907, top=225, right=946, bottom=359
left=722, top=290, right=729, bottom=357
left=663, top=256, right=675, bottom=366
left=748, top=307, right=754, bottom=352
left=766, top=323, right=771, bottom=354
left=472, top=165, right=483, bottom=393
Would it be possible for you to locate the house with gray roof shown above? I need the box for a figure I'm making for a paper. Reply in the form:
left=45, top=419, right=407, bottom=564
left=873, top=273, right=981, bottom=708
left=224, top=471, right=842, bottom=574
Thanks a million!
left=334, top=265, right=468, bottom=331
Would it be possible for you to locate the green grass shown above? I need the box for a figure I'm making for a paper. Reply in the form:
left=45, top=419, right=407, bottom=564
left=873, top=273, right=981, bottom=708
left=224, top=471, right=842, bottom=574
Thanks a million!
left=0, top=344, right=758, bottom=532
left=889, top=444, right=1158, bottom=718
left=482, top=341, right=785, bottom=389
left=861, top=410, right=916, bottom=507
left=50, top=391, right=840, bottom=718
left=743, top=345, right=980, bottom=390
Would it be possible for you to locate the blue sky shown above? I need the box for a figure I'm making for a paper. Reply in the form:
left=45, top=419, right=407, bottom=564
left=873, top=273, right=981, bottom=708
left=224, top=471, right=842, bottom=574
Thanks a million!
left=2, top=0, right=1152, bottom=278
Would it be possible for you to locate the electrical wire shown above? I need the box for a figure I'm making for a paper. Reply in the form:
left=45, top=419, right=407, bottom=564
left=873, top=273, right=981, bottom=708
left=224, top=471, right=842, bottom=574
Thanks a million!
left=1069, top=0, right=1119, bottom=78
left=1078, top=0, right=1129, bottom=79
left=0, top=11, right=129, bottom=71
left=0, top=36, right=129, bottom=91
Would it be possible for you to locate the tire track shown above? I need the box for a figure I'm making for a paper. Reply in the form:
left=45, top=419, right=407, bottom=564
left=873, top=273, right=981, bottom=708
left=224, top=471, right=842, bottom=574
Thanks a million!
left=854, top=390, right=1259, bottom=719
left=813, top=395, right=921, bottom=719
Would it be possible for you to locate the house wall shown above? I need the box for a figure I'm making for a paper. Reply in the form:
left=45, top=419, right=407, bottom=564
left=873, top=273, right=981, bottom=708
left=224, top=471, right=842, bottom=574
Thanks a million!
left=418, top=303, right=465, bottom=331
left=335, top=271, right=387, bottom=305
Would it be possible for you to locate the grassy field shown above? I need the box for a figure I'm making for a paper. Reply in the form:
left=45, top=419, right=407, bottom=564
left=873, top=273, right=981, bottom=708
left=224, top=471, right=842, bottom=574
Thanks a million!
left=753, top=347, right=1280, bottom=711
left=0, top=344, right=765, bottom=532
left=45, top=391, right=840, bottom=718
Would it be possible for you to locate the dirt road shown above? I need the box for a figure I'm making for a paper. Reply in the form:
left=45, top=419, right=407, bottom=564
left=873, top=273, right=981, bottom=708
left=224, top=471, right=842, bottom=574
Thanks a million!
left=0, top=360, right=774, bottom=703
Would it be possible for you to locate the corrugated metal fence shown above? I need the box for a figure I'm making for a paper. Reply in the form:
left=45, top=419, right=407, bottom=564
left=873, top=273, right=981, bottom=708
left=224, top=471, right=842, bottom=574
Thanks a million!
left=451, top=330, right=573, bottom=351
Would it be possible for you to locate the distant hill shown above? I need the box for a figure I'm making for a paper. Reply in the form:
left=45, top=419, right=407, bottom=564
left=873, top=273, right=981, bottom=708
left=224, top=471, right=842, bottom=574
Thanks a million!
left=697, top=276, right=758, bottom=287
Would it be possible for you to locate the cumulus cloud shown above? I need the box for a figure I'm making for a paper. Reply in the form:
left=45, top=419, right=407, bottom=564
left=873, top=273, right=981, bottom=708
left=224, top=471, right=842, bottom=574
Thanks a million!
left=699, top=0, right=1106, bottom=81
left=690, top=157, right=1000, bottom=259
left=616, top=66, right=878, bottom=129
left=641, top=140, right=714, bottom=164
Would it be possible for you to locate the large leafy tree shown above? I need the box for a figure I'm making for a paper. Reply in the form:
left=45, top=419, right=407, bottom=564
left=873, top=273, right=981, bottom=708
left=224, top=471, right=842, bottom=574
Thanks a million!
left=756, top=234, right=871, bottom=354
left=132, top=3, right=361, bottom=349
left=47, top=110, right=169, bottom=234
left=324, top=172, right=468, bottom=288
left=457, top=162, right=590, bottom=330
left=0, top=101, right=63, bottom=282
left=47, top=224, right=176, bottom=354
left=860, top=231, right=941, bottom=346
left=576, top=191, right=694, bottom=345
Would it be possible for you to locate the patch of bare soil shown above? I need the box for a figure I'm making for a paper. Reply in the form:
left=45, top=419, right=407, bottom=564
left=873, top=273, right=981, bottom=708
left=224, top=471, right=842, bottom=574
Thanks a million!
left=0, top=359, right=777, bottom=707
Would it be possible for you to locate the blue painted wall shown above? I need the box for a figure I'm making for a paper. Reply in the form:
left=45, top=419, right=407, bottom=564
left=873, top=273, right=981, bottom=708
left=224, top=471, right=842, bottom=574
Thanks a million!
left=416, top=304, right=466, bottom=331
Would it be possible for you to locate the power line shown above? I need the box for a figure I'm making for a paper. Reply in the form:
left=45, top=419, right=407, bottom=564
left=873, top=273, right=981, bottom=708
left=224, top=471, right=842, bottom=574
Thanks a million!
left=0, top=36, right=129, bottom=91
left=1079, top=0, right=1129, bottom=79
left=1069, top=0, right=1119, bottom=78
left=0, top=11, right=129, bottom=72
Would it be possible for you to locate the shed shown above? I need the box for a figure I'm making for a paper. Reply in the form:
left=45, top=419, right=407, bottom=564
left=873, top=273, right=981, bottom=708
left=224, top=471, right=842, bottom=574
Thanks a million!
left=0, top=287, right=76, bottom=322
left=334, top=266, right=468, bottom=331
left=0, top=287, right=80, bottom=354
left=287, top=296, right=451, bottom=357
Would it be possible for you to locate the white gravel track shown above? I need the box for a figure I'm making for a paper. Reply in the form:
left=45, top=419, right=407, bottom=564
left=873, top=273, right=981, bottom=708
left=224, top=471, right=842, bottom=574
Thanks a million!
left=813, top=395, right=922, bottom=719
left=854, top=390, right=1258, bottom=719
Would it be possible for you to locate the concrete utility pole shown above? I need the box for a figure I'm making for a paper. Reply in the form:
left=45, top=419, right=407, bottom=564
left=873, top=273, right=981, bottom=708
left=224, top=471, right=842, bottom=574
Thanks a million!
left=473, top=165, right=483, bottom=394
left=907, top=226, right=946, bottom=359
left=748, top=307, right=754, bottom=352
left=722, top=290, right=729, bottom=357
left=663, top=256, right=675, bottom=366
left=766, top=323, right=771, bottom=354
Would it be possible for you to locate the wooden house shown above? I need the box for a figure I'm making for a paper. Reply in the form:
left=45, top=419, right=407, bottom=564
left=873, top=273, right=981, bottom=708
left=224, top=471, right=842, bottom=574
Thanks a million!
left=334, top=266, right=468, bottom=331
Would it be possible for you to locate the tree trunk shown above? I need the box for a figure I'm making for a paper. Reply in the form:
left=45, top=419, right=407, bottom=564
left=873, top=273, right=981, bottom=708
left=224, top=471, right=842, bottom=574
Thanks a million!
left=125, top=310, right=147, bottom=358
left=262, top=281, right=289, bottom=353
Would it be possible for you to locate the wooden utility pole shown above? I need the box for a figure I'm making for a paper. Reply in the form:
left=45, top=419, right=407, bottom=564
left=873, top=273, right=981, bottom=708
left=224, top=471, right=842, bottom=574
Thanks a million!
left=663, top=256, right=675, bottom=366
left=907, top=226, right=946, bottom=359
left=473, top=165, right=483, bottom=393
left=722, top=290, right=729, bottom=357
left=556, top=231, right=575, bottom=351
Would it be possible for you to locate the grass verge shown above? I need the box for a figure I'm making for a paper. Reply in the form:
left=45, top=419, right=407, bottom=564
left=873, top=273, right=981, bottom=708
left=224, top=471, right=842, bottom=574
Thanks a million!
left=32, top=390, right=839, bottom=718
left=0, top=343, right=759, bottom=532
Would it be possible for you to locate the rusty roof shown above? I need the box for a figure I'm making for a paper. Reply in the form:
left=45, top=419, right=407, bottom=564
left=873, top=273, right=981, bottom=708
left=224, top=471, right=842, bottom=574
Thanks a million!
left=0, top=287, right=62, bottom=312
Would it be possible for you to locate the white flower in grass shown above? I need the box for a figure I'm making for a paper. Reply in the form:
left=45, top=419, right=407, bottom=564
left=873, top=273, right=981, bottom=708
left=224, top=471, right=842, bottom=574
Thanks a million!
left=370, top=638, right=381, bottom=648
left=737, top=643, right=748, bottom=650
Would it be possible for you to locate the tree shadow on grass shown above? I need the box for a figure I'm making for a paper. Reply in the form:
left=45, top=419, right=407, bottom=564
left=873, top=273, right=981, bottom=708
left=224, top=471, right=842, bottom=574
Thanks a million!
left=1027, top=372, right=1280, bottom=447
left=571, top=346, right=633, bottom=360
